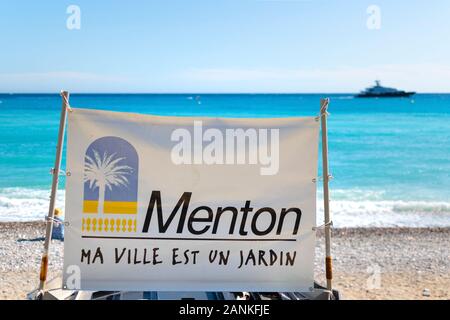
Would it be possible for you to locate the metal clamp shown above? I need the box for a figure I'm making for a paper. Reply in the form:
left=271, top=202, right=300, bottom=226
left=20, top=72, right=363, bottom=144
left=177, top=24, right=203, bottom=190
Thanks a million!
left=312, top=174, right=333, bottom=183
left=312, top=220, right=333, bottom=231
left=45, top=216, right=63, bottom=225
left=49, top=168, right=69, bottom=176
left=315, top=112, right=330, bottom=121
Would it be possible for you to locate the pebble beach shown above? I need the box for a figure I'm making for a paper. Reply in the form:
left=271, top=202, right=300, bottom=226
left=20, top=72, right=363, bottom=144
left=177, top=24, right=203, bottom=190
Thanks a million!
left=1, top=221, right=448, bottom=300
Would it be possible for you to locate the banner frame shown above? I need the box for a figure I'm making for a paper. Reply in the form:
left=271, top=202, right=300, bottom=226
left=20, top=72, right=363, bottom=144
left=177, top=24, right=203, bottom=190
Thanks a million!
left=39, top=93, right=334, bottom=295
left=38, top=91, right=70, bottom=294
left=320, top=98, right=333, bottom=291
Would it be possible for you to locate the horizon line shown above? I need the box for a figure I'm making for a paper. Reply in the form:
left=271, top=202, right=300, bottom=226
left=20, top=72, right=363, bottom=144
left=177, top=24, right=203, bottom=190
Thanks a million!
left=1, top=92, right=450, bottom=95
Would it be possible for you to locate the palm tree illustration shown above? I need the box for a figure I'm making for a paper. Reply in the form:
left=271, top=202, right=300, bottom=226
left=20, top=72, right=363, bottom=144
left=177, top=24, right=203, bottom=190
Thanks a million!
left=84, top=150, right=133, bottom=214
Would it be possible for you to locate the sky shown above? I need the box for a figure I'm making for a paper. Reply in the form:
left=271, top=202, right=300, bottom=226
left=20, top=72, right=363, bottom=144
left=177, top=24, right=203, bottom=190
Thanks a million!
left=0, top=0, right=449, bottom=93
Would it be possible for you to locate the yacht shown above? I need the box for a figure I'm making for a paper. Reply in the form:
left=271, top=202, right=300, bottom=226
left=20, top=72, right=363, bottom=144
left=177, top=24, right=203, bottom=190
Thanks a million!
left=356, top=81, right=415, bottom=98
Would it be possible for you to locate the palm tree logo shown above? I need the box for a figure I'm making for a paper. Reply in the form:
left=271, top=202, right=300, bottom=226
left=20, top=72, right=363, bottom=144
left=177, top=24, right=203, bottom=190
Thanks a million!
left=84, top=150, right=133, bottom=214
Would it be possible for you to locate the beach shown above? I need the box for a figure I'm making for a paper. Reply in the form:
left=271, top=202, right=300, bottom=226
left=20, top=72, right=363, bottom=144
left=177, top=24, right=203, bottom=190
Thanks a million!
left=1, top=95, right=449, bottom=299
left=1, top=221, right=448, bottom=300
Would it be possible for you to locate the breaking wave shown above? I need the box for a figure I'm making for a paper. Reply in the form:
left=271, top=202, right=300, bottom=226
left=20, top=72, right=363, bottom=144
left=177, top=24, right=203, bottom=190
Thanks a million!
left=317, top=199, right=450, bottom=228
left=1, top=187, right=449, bottom=227
left=0, top=188, right=65, bottom=221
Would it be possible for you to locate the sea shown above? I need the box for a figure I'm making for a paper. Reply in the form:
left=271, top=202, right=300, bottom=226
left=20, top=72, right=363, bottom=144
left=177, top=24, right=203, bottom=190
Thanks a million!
left=0, top=93, right=449, bottom=227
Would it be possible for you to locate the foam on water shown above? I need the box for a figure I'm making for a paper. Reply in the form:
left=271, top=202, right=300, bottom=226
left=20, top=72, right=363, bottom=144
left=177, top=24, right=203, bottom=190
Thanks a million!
left=0, top=188, right=65, bottom=221
left=1, top=187, right=449, bottom=227
left=317, top=199, right=450, bottom=228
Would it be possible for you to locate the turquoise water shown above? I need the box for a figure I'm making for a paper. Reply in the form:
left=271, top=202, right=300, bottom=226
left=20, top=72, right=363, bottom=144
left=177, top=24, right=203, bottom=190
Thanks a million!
left=0, top=93, right=449, bottom=226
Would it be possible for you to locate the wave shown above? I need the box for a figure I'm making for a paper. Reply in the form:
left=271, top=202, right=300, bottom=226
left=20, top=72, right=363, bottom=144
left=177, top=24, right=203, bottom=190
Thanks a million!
left=0, top=188, right=65, bottom=221
left=317, top=200, right=450, bottom=228
left=1, top=188, right=449, bottom=227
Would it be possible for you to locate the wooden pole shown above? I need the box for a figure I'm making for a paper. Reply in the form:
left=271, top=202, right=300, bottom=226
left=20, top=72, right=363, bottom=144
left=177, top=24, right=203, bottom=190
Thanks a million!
left=320, top=98, right=333, bottom=291
left=38, top=91, right=70, bottom=293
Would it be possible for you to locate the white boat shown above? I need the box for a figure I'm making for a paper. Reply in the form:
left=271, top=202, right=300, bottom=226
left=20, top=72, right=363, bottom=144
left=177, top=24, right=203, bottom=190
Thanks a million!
left=356, top=80, right=415, bottom=98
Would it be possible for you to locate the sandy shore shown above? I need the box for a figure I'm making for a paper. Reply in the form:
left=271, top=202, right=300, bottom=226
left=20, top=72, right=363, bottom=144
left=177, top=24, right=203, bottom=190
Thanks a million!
left=0, top=221, right=449, bottom=300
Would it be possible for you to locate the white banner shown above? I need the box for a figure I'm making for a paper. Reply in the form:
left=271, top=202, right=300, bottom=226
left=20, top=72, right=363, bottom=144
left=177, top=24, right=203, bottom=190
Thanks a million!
left=63, top=108, right=319, bottom=291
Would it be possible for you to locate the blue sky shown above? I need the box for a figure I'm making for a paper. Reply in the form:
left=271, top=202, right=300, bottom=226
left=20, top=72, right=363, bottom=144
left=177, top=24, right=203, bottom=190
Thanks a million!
left=0, top=0, right=449, bottom=93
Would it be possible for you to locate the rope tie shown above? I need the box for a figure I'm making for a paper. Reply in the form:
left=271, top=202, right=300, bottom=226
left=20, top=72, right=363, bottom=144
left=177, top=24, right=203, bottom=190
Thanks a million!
left=60, top=91, right=72, bottom=112
left=320, top=98, right=330, bottom=116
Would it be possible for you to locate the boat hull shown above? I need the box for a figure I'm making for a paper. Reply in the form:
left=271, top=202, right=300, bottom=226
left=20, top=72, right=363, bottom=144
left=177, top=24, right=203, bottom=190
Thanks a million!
left=356, top=91, right=416, bottom=98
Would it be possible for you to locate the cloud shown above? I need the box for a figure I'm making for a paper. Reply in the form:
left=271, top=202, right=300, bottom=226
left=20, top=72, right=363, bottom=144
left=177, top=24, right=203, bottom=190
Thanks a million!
left=180, top=64, right=450, bottom=93
left=0, top=71, right=130, bottom=93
